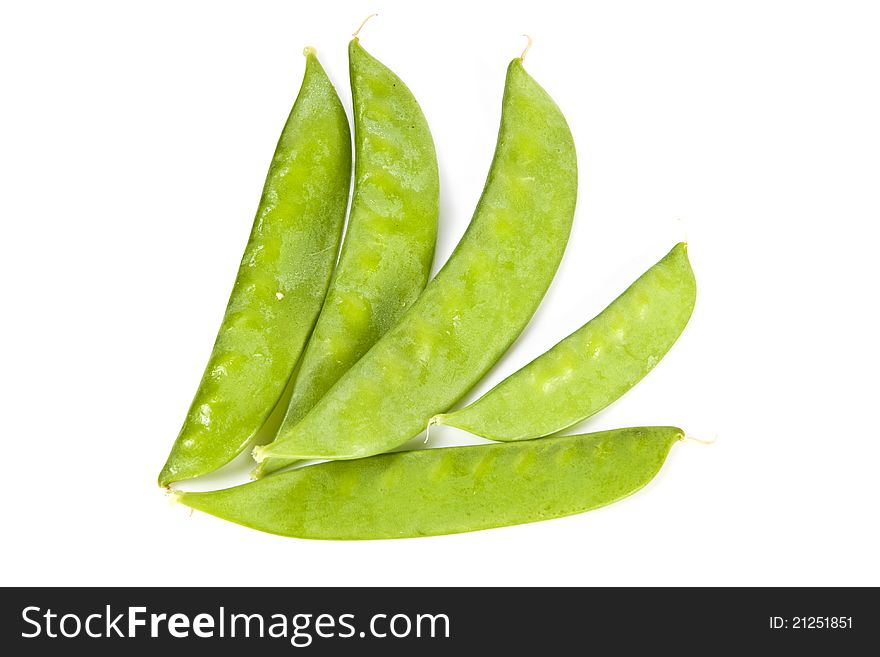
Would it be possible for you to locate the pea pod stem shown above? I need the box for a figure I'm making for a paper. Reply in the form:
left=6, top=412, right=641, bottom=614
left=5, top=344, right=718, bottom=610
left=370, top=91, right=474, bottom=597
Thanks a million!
left=520, top=34, right=533, bottom=61
left=353, top=13, right=378, bottom=38
left=683, top=433, right=717, bottom=445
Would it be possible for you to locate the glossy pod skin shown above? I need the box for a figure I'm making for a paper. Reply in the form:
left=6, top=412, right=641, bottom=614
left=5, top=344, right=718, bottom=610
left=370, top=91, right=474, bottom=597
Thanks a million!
left=254, top=57, right=577, bottom=464
left=180, top=427, right=682, bottom=539
left=433, top=243, right=696, bottom=441
left=258, top=40, right=439, bottom=477
left=158, top=51, right=351, bottom=487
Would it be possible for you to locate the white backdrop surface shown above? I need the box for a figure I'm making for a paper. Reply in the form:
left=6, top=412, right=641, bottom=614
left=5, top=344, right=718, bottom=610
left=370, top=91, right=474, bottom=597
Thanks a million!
left=1, top=0, right=878, bottom=586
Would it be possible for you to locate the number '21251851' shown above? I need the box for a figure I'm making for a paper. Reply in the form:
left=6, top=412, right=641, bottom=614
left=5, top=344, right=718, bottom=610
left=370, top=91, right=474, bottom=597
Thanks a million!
left=769, top=617, right=852, bottom=629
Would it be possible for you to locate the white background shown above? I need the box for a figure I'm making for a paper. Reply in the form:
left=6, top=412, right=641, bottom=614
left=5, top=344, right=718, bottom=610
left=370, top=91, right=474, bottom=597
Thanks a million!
left=2, top=0, right=878, bottom=586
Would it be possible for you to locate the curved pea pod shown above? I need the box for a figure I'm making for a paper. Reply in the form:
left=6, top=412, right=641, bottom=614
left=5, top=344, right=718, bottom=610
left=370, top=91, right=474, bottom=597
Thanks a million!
left=254, top=57, right=577, bottom=464
left=257, top=40, right=439, bottom=478
left=179, top=427, right=682, bottom=539
left=433, top=243, right=696, bottom=441
left=158, top=50, right=352, bottom=486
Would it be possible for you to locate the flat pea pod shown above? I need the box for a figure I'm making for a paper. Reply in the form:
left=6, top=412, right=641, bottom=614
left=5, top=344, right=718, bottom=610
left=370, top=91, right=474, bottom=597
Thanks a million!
left=257, top=39, right=439, bottom=478
left=254, top=57, right=577, bottom=464
left=158, top=50, right=351, bottom=486
left=432, top=243, right=696, bottom=441
left=179, top=427, right=682, bottom=539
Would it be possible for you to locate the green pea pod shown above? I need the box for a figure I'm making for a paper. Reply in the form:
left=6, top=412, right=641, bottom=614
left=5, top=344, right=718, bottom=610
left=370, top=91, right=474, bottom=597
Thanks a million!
left=257, top=40, right=439, bottom=478
left=254, top=57, right=577, bottom=464
left=158, top=50, right=351, bottom=487
left=433, top=243, right=696, bottom=440
left=179, top=427, right=682, bottom=539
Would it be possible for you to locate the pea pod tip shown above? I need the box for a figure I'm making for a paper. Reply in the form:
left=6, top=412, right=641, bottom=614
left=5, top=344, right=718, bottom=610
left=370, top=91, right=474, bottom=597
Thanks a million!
left=303, top=46, right=317, bottom=57
left=157, top=468, right=173, bottom=488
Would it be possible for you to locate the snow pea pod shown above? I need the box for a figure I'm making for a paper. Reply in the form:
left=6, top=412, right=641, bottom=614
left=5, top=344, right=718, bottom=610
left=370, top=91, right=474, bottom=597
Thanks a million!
left=257, top=39, right=439, bottom=478
left=179, top=427, right=682, bottom=539
left=254, top=56, right=577, bottom=464
left=158, top=50, right=351, bottom=486
left=433, top=243, right=696, bottom=441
